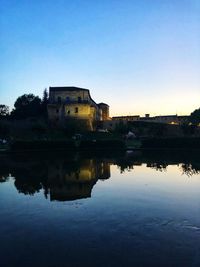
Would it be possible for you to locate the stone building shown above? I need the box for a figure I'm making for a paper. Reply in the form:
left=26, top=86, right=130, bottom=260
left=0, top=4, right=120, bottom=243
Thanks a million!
left=139, top=114, right=188, bottom=124
left=102, top=114, right=188, bottom=132
left=47, top=86, right=109, bottom=130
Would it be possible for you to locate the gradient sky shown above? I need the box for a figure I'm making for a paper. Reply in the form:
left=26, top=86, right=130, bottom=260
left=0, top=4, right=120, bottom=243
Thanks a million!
left=0, top=0, right=199, bottom=116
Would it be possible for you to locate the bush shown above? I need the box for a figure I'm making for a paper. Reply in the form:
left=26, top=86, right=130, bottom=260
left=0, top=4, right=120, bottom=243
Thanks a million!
left=62, top=118, right=91, bottom=135
left=79, top=139, right=126, bottom=150
left=0, top=120, right=10, bottom=139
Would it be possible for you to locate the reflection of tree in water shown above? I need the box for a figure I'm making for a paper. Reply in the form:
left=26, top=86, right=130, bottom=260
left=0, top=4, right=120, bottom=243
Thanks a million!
left=115, top=156, right=140, bottom=173
left=146, top=162, right=167, bottom=172
left=181, top=163, right=200, bottom=177
left=15, top=178, right=43, bottom=195
left=1, top=151, right=200, bottom=201
left=0, top=175, right=9, bottom=183
left=145, top=162, right=200, bottom=176
left=0, top=164, right=11, bottom=183
left=13, top=162, right=47, bottom=195
left=117, top=164, right=134, bottom=173
left=0, top=156, right=111, bottom=201
left=115, top=152, right=200, bottom=176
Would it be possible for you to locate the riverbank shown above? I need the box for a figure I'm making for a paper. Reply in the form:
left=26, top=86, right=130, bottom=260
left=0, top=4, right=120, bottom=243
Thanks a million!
left=1, top=136, right=200, bottom=153
left=141, top=137, right=200, bottom=150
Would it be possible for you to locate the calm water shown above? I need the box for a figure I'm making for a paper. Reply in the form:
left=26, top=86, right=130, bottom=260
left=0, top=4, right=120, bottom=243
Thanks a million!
left=0, top=150, right=200, bottom=267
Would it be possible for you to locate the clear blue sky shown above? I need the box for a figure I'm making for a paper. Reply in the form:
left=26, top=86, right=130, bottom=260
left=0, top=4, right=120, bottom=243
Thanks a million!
left=0, top=0, right=199, bottom=116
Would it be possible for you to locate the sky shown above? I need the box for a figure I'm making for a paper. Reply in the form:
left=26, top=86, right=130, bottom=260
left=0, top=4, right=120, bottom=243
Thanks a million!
left=0, top=0, right=199, bottom=116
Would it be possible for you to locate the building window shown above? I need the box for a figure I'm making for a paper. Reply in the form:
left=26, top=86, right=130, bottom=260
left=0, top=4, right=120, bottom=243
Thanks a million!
left=66, top=96, right=70, bottom=102
left=57, top=96, right=61, bottom=103
left=67, top=110, right=70, bottom=115
left=56, top=109, right=59, bottom=113
left=75, top=107, right=78, bottom=113
left=78, top=97, right=82, bottom=103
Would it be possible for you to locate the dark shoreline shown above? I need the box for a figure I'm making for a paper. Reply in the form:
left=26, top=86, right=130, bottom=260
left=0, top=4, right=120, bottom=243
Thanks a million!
left=1, top=137, right=200, bottom=154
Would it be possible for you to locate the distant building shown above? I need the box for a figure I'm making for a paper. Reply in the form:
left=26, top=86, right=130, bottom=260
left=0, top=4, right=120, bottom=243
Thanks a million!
left=104, top=115, right=140, bottom=131
left=103, top=114, right=188, bottom=131
left=111, top=114, right=188, bottom=125
left=112, top=115, right=140, bottom=121
left=47, top=86, right=109, bottom=130
left=139, top=114, right=188, bottom=124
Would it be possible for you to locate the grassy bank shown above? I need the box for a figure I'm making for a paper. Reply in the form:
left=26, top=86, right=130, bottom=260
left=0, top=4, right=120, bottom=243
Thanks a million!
left=8, top=138, right=126, bottom=152
left=141, top=137, right=200, bottom=149
left=10, top=140, right=76, bottom=151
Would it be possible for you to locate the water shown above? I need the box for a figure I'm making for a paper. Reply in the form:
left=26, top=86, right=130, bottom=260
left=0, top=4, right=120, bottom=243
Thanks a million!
left=0, top=150, right=200, bottom=267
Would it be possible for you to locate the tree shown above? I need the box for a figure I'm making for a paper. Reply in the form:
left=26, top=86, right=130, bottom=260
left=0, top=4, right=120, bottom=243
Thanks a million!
left=114, top=121, right=129, bottom=134
left=11, top=94, right=42, bottom=119
left=41, top=88, right=49, bottom=117
left=0, top=121, right=9, bottom=139
left=0, top=105, right=9, bottom=117
left=42, top=88, right=48, bottom=104
left=62, top=118, right=90, bottom=136
left=189, top=108, right=200, bottom=125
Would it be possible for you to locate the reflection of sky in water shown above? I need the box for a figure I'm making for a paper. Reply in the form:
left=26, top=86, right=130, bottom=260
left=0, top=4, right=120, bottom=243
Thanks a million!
left=94, top=164, right=200, bottom=223
left=0, top=158, right=200, bottom=267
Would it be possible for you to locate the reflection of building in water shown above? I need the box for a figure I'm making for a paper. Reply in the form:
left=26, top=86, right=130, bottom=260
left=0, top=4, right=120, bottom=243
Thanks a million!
left=2, top=152, right=200, bottom=201
left=47, top=159, right=110, bottom=201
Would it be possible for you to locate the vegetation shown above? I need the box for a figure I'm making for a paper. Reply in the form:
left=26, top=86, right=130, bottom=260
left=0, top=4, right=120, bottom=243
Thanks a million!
left=10, top=90, right=48, bottom=119
left=189, top=108, right=200, bottom=125
left=79, top=139, right=126, bottom=151
left=0, top=120, right=10, bottom=139
left=10, top=140, right=76, bottom=151
left=62, top=118, right=91, bottom=136
left=41, top=88, right=49, bottom=117
left=114, top=121, right=130, bottom=134
left=181, top=123, right=197, bottom=135
left=10, top=94, right=42, bottom=119
left=0, top=105, right=9, bottom=117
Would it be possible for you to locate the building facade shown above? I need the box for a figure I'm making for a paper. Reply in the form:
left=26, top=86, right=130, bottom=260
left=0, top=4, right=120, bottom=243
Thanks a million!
left=47, top=86, right=109, bottom=130
left=139, top=114, right=188, bottom=124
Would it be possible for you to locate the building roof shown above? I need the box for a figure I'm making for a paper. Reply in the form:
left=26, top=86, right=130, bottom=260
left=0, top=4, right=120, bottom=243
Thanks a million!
left=49, top=86, right=99, bottom=107
left=155, top=115, right=177, bottom=118
left=49, top=86, right=89, bottom=92
left=98, top=102, right=109, bottom=107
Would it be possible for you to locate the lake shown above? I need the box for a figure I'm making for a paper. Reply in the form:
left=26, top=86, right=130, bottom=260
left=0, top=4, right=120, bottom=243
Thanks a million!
left=0, top=150, right=200, bottom=267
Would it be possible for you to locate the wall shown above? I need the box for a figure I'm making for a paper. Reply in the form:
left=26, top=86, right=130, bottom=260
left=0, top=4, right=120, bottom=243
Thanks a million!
left=64, top=104, right=95, bottom=119
left=49, top=89, right=90, bottom=103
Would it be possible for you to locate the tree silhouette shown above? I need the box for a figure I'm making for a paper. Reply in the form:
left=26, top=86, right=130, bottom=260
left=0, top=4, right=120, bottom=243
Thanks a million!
left=41, top=88, right=49, bottom=117
left=0, top=105, right=9, bottom=117
left=189, top=108, right=200, bottom=125
left=11, top=94, right=42, bottom=119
